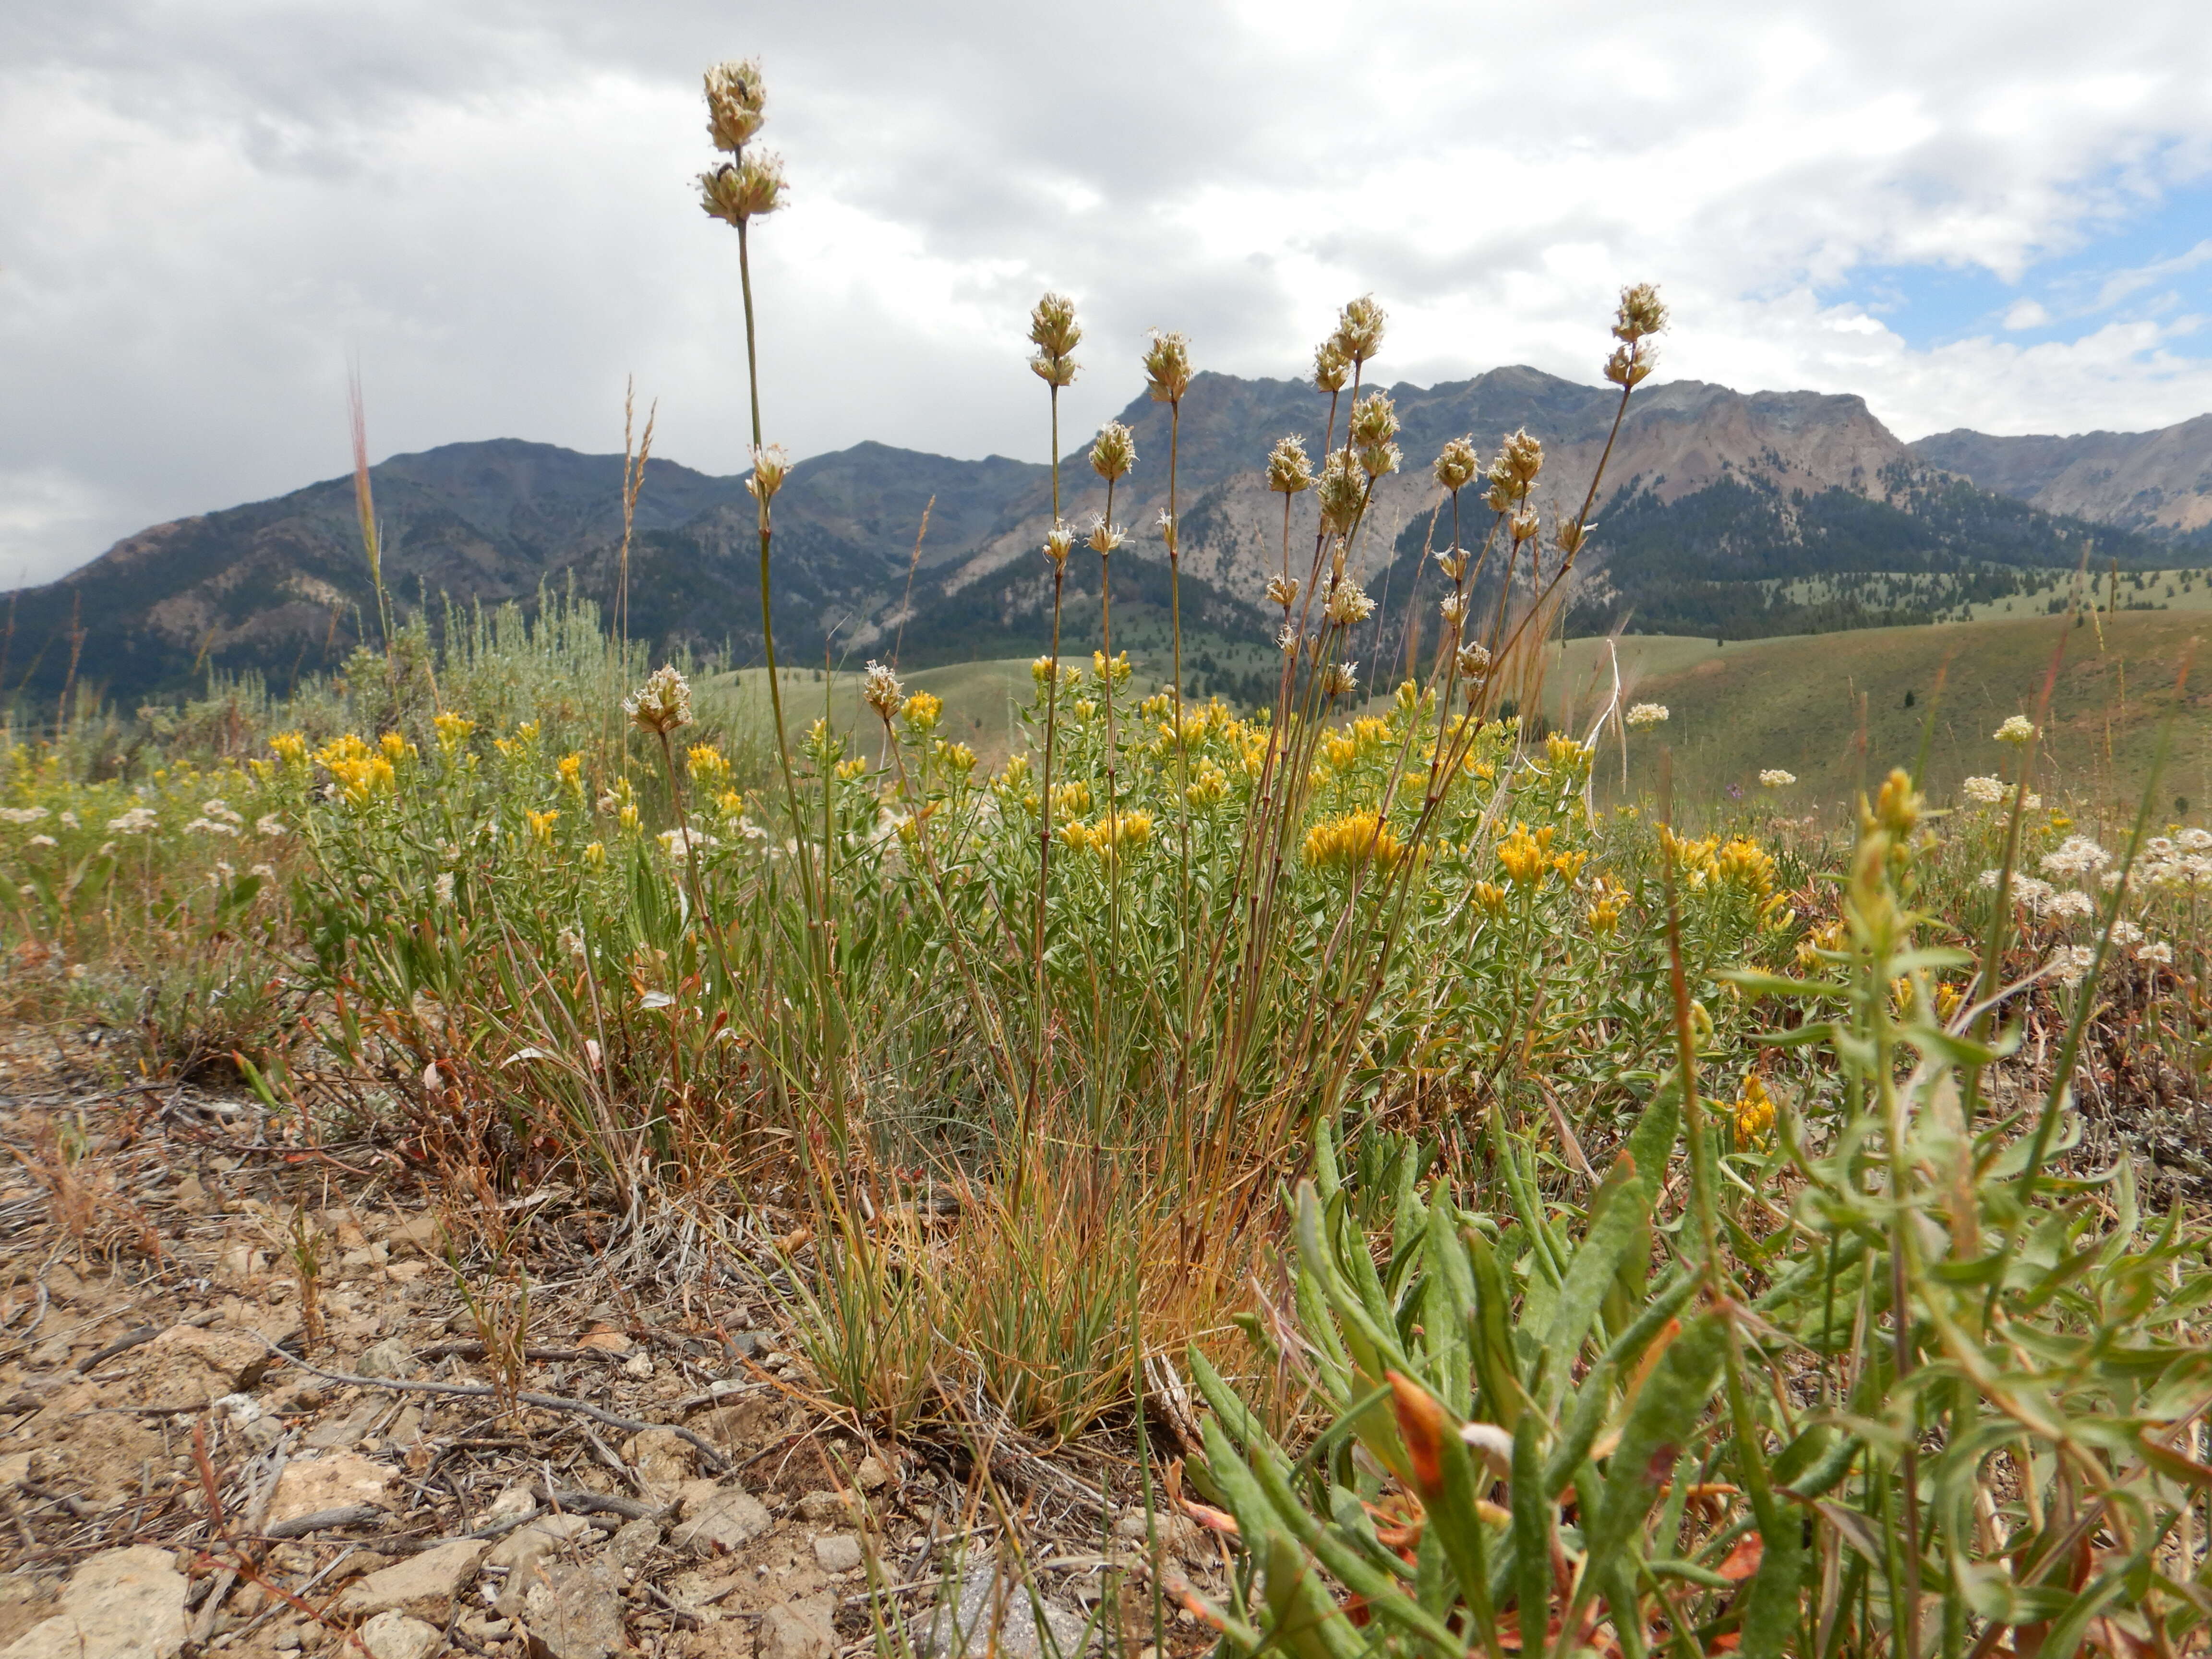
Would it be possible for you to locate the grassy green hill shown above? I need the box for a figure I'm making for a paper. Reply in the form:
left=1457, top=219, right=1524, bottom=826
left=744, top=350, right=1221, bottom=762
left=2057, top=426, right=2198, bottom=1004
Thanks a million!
left=1542, top=611, right=2212, bottom=818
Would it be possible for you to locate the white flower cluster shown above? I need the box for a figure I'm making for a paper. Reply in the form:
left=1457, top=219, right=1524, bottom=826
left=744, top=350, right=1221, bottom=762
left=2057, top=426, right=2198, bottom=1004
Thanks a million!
left=2040, top=835, right=2111, bottom=878
left=1961, top=775, right=2008, bottom=806
left=108, top=807, right=158, bottom=834
left=1625, top=703, right=1669, bottom=729
left=185, top=817, right=240, bottom=837
left=1994, top=715, right=2037, bottom=745
left=2047, top=944, right=2097, bottom=988
left=658, top=827, right=719, bottom=864
left=2137, top=831, right=2212, bottom=892
left=0, top=806, right=50, bottom=825
left=1758, top=769, right=1796, bottom=788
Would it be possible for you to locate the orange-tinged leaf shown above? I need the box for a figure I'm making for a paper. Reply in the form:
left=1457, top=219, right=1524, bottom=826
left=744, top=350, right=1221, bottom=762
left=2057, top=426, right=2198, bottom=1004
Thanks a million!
left=1716, top=1532, right=1764, bottom=1583
left=1388, top=1370, right=1447, bottom=1500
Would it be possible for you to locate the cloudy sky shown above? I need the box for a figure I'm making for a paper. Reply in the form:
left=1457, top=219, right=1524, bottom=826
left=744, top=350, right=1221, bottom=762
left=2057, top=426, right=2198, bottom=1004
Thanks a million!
left=5, top=0, right=2212, bottom=587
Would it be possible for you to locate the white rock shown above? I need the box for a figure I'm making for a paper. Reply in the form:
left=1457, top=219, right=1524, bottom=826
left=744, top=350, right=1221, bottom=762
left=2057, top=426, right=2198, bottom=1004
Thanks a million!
left=669, top=1480, right=770, bottom=1556
left=757, top=1597, right=837, bottom=1659
left=357, top=1612, right=442, bottom=1659
left=1, top=1546, right=188, bottom=1659
left=813, top=1533, right=863, bottom=1574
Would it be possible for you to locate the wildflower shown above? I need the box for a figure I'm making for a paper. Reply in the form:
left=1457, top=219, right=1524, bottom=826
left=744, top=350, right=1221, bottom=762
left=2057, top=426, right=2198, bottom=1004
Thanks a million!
left=862, top=661, right=903, bottom=720
left=108, top=808, right=158, bottom=834
left=1052, top=781, right=1093, bottom=817
left=1545, top=732, right=1592, bottom=774
left=1961, top=775, right=2007, bottom=805
left=211, top=861, right=233, bottom=884
left=1625, top=703, right=1669, bottom=729
left=1266, top=575, right=1300, bottom=609
left=1473, top=880, right=1508, bottom=914
left=2041, top=835, right=2111, bottom=878
left=269, top=731, right=308, bottom=764
left=2022, top=793, right=2043, bottom=810
left=434, top=872, right=456, bottom=904
left=1090, top=421, right=1136, bottom=482
left=379, top=731, right=414, bottom=765
left=1496, top=823, right=1555, bottom=886
left=937, top=741, right=977, bottom=774
left=1029, top=291, right=1082, bottom=382
left=1614, top=281, right=1669, bottom=343
left=1278, top=625, right=1301, bottom=656
left=1497, top=429, right=1544, bottom=486
left=1092, top=651, right=1131, bottom=686
left=698, top=152, right=786, bottom=225
left=1043, top=520, right=1075, bottom=569
left=1088, top=517, right=1126, bottom=556
left=2045, top=890, right=2094, bottom=921
left=625, top=666, right=694, bottom=736
left=2183, top=829, right=2212, bottom=851
left=1733, top=1074, right=1775, bottom=1143
left=527, top=809, right=560, bottom=842
left=745, top=445, right=789, bottom=504
left=1267, top=435, right=1314, bottom=496
left=58, top=811, right=78, bottom=829
left=1587, top=875, right=1629, bottom=932
left=1315, top=452, right=1366, bottom=533
left=658, top=826, right=718, bottom=863
left=1186, top=761, right=1229, bottom=806
left=1456, top=644, right=1492, bottom=681
left=832, top=758, right=867, bottom=783
left=2010, top=876, right=2056, bottom=911
left=1348, top=391, right=1401, bottom=478
left=1759, top=769, right=1797, bottom=788
left=1303, top=808, right=1403, bottom=874
left=1323, top=576, right=1376, bottom=626
left=703, top=58, right=767, bottom=152
left=1330, top=294, right=1387, bottom=365
left=558, top=926, right=586, bottom=960
left=0, top=806, right=49, bottom=825
left=1994, top=715, right=2037, bottom=745
left=433, top=711, right=475, bottom=752
left=1433, top=435, right=1481, bottom=493
left=2047, top=944, right=2097, bottom=988
left=1871, top=769, right=1922, bottom=837
left=1142, top=330, right=1191, bottom=403
left=255, top=813, right=284, bottom=837
left=1321, top=662, right=1359, bottom=698
left=583, top=842, right=606, bottom=868
left=1439, top=593, right=1467, bottom=626
left=2108, top=919, right=2144, bottom=946
left=1509, top=508, right=1540, bottom=543
left=185, top=817, right=241, bottom=837
left=2139, top=940, right=2174, bottom=965
left=27, top=834, right=55, bottom=848
left=1312, top=338, right=1350, bottom=393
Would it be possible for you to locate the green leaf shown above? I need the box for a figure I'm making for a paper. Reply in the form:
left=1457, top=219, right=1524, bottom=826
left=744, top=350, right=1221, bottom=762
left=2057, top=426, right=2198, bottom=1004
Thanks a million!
left=1585, top=1311, right=1727, bottom=1568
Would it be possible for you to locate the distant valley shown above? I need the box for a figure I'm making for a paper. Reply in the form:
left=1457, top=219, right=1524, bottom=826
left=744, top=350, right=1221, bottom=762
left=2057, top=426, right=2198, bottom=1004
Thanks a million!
left=7, top=368, right=2211, bottom=709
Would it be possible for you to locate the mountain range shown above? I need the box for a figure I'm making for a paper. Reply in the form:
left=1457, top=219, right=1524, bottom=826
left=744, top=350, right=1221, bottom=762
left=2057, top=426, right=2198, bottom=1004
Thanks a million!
left=7, top=368, right=2210, bottom=709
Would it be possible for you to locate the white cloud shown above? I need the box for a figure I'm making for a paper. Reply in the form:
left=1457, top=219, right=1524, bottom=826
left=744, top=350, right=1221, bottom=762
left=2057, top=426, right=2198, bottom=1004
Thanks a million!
left=2003, top=299, right=2053, bottom=330
left=3, top=0, right=2212, bottom=583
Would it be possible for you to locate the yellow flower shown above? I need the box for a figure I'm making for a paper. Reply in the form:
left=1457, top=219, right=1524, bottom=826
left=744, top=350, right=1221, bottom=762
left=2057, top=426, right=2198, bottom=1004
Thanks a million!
left=1186, top=761, right=1229, bottom=806
left=1934, top=981, right=1965, bottom=1023
left=618, top=804, right=641, bottom=833
left=1473, top=880, right=1509, bottom=914
left=833, top=757, right=868, bottom=782
left=1715, top=837, right=1778, bottom=901
left=269, top=732, right=307, bottom=765
left=527, top=808, right=560, bottom=842
left=314, top=733, right=374, bottom=769
left=433, top=712, right=474, bottom=752
left=1091, top=650, right=1132, bottom=686
left=1051, top=781, right=1092, bottom=817
left=1587, top=874, right=1628, bottom=932
left=583, top=841, right=606, bottom=868
left=900, top=691, right=944, bottom=732
left=1496, top=822, right=1556, bottom=886
left=557, top=753, right=585, bottom=796
left=1733, top=1075, right=1775, bottom=1143
left=380, top=731, right=415, bottom=765
left=937, top=741, right=977, bottom=774
left=1543, top=732, right=1592, bottom=774
left=1794, top=918, right=1846, bottom=971
left=1304, top=808, right=1405, bottom=874
left=687, top=743, right=730, bottom=781
left=1551, top=849, right=1588, bottom=883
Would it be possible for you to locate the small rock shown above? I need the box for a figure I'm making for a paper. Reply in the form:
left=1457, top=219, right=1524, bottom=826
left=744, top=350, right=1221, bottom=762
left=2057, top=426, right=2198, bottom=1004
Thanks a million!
left=796, top=1491, right=845, bottom=1525
left=356, top=1612, right=441, bottom=1659
left=303, top=1398, right=386, bottom=1452
left=1112, top=1514, right=1150, bottom=1541
left=336, top=1538, right=489, bottom=1620
left=386, top=1214, right=442, bottom=1255
left=756, top=1597, right=836, bottom=1659
left=487, top=1513, right=595, bottom=1570
left=669, top=1480, right=770, bottom=1557
left=217, top=1242, right=267, bottom=1281
left=854, top=1455, right=890, bottom=1491
left=619, top=1427, right=695, bottom=1493
left=605, top=1517, right=661, bottom=1572
left=621, top=1354, right=653, bottom=1380
left=916, top=1562, right=1094, bottom=1659
left=518, top=1563, right=625, bottom=1659
left=0, top=1546, right=189, bottom=1659
left=355, top=1338, right=419, bottom=1380
left=121, top=1326, right=272, bottom=1413
left=812, top=1534, right=863, bottom=1574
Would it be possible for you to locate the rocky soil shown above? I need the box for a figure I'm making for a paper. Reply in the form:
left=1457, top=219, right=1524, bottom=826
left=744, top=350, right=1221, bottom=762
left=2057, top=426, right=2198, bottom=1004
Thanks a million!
left=0, top=1029, right=1221, bottom=1659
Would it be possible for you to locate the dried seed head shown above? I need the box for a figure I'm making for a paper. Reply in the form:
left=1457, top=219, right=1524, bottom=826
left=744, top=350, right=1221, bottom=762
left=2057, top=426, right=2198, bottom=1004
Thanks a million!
left=1435, top=546, right=1467, bottom=582
left=1456, top=643, right=1491, bottom=681
left=699, top=154, right=786, bottom=226
left=1510, top=508, right=1540, bottom=543
left=703, top=59, right=768, bottom=153
left=1088, top=516, right=1126, bottom=556
left=1612, top=282, right=1668, bottom=344
left=1316, top=451, right=1367, bottom=533
left=1089, top=421, right=1136, bottom=482
left=1030, top=292, right=1082, bottom=360
left=1142, top=329, right=1191, bottom=403
left=1349, top=392, right=1400, bottom=477
left=1277, top=624, right=1301, bottom=656
left=1030, top=351, right=1078, bottom=389
left=1439, top=592, right=1467, bottom=626
left=1157, top=508, right=1178, bottom=556
left=1499, top=428, right=1544, bottom=485
left=625, top=665, right=695, bottom=736
left=1433, top=436, right=1481, bottom=494
left=1324, top=575, right=1376, bottom=626
left=745, top=444, right=790, bottom=503
left=1313, top=339, right=1350, bottom=394
left=1266, top=574, right=1300, bottom=609
left=862, top=660, right=904, bottom=720
left=1556, top=518, right=1590, bottom=557
left=1604, top=343, right=1656, bottom=388
left=1321, top=661, right=1360, bottom=698
left=1331, top=294, right=1387, bottom=365
left=1043, top=520, right=1076, bottom=569
left=1266, top=434, right=1314, bottom=496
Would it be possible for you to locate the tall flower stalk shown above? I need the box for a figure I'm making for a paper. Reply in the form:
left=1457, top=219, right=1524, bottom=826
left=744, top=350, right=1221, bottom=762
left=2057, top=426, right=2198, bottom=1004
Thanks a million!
left=1088, top=423, right=1136, bottom=1027
left=1142, top=329, right=1197, bottom=1079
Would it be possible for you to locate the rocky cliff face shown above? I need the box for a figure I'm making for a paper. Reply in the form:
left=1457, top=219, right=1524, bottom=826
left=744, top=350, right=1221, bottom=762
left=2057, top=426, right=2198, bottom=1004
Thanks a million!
left=1912, top=417, right=2212, bottom=541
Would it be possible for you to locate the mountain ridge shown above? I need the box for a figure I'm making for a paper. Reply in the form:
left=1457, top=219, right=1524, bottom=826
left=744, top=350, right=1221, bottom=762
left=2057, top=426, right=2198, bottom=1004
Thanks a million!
left=8, top=372, right=2209, bottom=708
